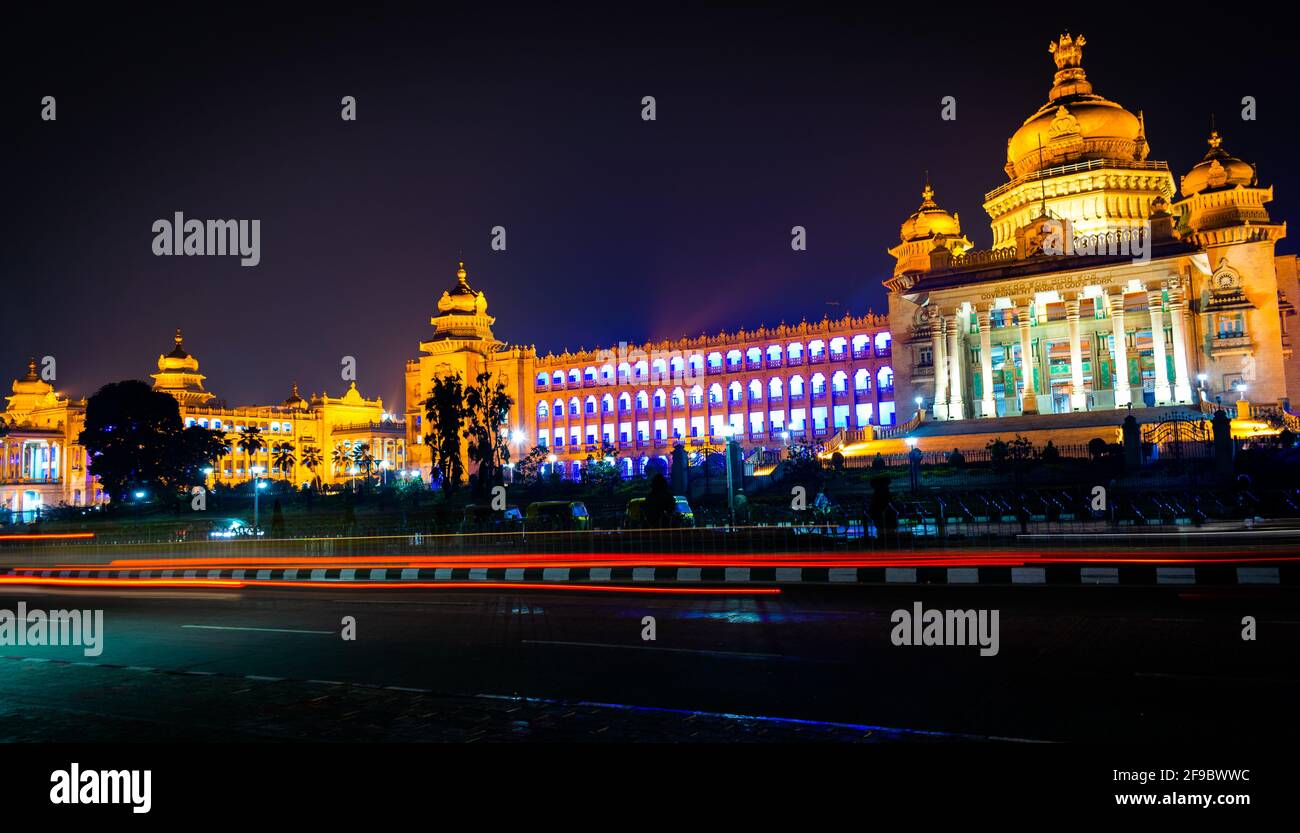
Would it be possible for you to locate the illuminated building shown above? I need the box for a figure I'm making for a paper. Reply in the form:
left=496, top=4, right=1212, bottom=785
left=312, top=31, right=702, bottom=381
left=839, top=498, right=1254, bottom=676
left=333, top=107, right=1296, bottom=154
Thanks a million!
left=403, top=264, right=896, bottom=480
left=873, top=33, right=1297, bottom=453
left=0, top=360, right=100, bottom=520
left=2, top=332, right=406, bottom=517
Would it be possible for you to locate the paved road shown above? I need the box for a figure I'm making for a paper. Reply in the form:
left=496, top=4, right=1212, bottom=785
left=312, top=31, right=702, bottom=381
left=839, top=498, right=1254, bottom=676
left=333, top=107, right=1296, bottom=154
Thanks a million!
left=0, top=583, right=1295, bottom=741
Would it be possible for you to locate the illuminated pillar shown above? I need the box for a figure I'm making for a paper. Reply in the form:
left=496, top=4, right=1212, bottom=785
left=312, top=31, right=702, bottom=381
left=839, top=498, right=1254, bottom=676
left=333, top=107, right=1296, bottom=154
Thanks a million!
left=1147, top=288, right=1171, bottom=405
left=978, top=307, right=995, bottom=417
left=931, top=314, right=948, bottom=419
left=1168, top=285, right=1193, bottom=404
left=1017, top=302, right=1038, bottom=415
left=1109, top=293, right=1132, bottom=408
left=946, top=315, right=965, bottom=419
left=1066, top=298, right=1086, bottom=411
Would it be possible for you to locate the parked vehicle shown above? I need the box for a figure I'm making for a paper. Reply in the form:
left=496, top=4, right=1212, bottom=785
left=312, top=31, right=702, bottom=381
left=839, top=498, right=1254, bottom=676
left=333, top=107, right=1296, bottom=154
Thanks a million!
left=624, top=496, right=695, bottom=527
left=525, top=501, right=591, bottom=530
left=459, top=504, right=523, bottom=533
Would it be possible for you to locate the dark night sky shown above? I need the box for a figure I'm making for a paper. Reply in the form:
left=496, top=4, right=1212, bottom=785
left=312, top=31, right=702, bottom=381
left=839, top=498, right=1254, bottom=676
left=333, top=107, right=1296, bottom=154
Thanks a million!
left=5, top=2, right=1292, bottom=410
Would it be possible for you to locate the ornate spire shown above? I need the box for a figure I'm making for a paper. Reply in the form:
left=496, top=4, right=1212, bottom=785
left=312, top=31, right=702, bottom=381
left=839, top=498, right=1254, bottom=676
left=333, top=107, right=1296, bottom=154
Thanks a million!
left=24, top=357, right=37, bottom=381
left=1047, top=33, right=1092, bottom=101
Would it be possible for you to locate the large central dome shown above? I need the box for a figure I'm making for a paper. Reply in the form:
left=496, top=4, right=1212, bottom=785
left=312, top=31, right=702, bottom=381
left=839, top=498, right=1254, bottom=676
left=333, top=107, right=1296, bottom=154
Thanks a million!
left=1005, top=34, right=1147, bottom=179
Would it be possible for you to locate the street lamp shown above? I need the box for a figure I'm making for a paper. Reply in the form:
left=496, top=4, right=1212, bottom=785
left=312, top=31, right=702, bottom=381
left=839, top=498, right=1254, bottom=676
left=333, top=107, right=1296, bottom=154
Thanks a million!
left=915, top=395, right=923, bottom=416
left=546, top=453, right=557, bottom=478
left=251, top=465, right=265, bottom=530
left=1236, top=383, right=1248, bottom=401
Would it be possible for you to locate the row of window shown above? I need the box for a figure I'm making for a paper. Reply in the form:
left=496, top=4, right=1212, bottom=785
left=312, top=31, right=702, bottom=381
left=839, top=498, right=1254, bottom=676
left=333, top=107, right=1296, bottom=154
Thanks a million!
left=536, top=402, right=898, bottom=448
left=535, top=335, right=893, bottom=388
left=184, top=417, right=297, bottom=434
left=536, top=370, right=896, bottom=418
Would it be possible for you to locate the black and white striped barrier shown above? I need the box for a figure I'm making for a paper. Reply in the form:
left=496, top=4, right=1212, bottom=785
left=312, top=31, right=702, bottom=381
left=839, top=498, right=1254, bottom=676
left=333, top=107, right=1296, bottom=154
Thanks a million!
left=1, top=564, right=1292, bottom=587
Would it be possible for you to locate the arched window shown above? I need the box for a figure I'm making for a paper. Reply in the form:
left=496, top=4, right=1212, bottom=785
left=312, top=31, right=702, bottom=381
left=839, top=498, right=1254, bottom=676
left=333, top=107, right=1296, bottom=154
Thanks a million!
left=671, top=387, right=685, bottom=407
left=789, top=374, right=805, bottom=397
left=809, top=339, right=826, bottom=359
left=617, top=362, right=631, bottom=384
left=538, top=401, right=549, bottom=419
left=652, top=358, right=668, bottom=382
left=851, top=334, right=870, bottom=356
left=553, top=398, right=564, bottom=418
left=568, top=397, right=580, bottom=416
left=600, top=364, right=615, bottom=383
left=636, top=390, right=649, bottom=409
left=854, top=368, right=871, bottom=391
left=745, top=347, right=762, bottom=365
left=585, top=396, right=597, bottom=414
left=552, top=371, right=564, bottom=386
left=653, top=388, right=666, bottom=408
left=634, top=360, right=648, bottom=382
left=829, top=337, right=848, bottom=358
left=748, top=379, right=763, bottom=401
left=669, top=356, right=684, bottom=378
left=811, top=373, right=826, bottom=394
left=766, top=344, right=782, bottom=365
left=688, top=354, right=705, bottom=376
left=708, top=383, right=723, bottom=404
left=769, top=377, right=784, bottom=399
left=690, top=385, right=703, bottom=405
left=877, top=366, right=894, bottom=389
left=875, top=332, right=892, bottom=354
left=568, top=369, right=581, bottom=386
left=584, top=366, right=597, bottom=383
left=536, top=372, right=549, bottom=387
left=832, top=370, right=848, bottom=393
left=706, top=351, right=723, bottom=369
left=601, top=394, right=614, bottom=413
left=787, top=342, right=804, bottom=362
left=725, top=349, right=742, bottom=369
left=618, top=392, right=632, bottom=412
left=728, top=381, right=743, bottom=402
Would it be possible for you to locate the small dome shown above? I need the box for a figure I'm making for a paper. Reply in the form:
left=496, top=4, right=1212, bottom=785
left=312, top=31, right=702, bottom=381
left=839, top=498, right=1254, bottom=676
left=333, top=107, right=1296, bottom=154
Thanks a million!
left=436, top=261, right=488, bottom=316
left=900, top=182, right=961, bottom=242
left=1180, top=130, right=1256, bottom=197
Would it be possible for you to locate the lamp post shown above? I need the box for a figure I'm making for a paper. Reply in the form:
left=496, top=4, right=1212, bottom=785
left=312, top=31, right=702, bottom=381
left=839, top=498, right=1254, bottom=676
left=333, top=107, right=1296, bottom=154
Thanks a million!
left=546, top=453, right=557, bottom=479
left=251, top=465, right=265, bottom=530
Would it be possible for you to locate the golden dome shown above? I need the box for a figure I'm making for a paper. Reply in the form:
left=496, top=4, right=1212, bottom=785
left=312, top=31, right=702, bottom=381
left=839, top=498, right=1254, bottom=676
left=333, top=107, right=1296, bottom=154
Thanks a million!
left=900, top=181, right=961, bottom=242
left=1180, top=130, right=1256, bottom=196
left=1005, top=34, right=1147, bottom=179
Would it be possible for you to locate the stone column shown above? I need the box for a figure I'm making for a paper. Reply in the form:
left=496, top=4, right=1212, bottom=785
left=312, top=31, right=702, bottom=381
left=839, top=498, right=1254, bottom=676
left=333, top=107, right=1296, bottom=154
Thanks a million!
left=947, top=314, right=965, bottom=419
left=1016, top=302, right=1038, bottom=414
left=1147, top=288, right=1172, bottom=405
left=1167, top=285, right=1193, bottom=404
left=931, top=315, right=948, bottom=420
left=1108, top=293, right=1132, bottom=408
left=978, top=307, right=995, bottom=417
left=1066, top=298, right=1086, bottom=411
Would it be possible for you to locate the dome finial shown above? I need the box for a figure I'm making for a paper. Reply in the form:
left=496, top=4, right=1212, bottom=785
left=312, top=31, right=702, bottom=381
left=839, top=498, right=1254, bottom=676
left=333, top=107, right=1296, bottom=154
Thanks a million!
left=456, top=261, right=468, bottom=284
left=921, top=170, right=934, bottom=204
left=1208, top=114, right=1223, bottom=151
left=174, top=327, right=184, bottom=345
left=1049, top=33, right=1085, bottom=70
left=25, top=357, right=37, bottom=380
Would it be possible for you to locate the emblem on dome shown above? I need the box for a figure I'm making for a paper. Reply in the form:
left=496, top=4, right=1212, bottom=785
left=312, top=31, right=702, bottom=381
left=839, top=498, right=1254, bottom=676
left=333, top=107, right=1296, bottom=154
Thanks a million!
left=1047, top=106, right=1080, bottom=139
left=1049, top=33, right=1085, bottom=70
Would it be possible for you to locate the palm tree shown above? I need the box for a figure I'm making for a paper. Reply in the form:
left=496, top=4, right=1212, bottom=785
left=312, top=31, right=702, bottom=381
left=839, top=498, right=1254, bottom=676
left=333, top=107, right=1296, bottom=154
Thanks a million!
left=351, top=442, right=376, bottom=489
left=299, top=445, right=323, bottom=489
left=236, top=426, right=267, bottom=482
left=272, top=442, right=296, bottom=484
left=331, top=443, right=355, bottom=491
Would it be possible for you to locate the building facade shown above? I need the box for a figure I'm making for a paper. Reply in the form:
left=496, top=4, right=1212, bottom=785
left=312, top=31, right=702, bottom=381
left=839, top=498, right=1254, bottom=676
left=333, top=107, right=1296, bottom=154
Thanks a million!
left=885, top=34, right=1294, bottom=436
left=402, top=264, right=896, bottom=480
